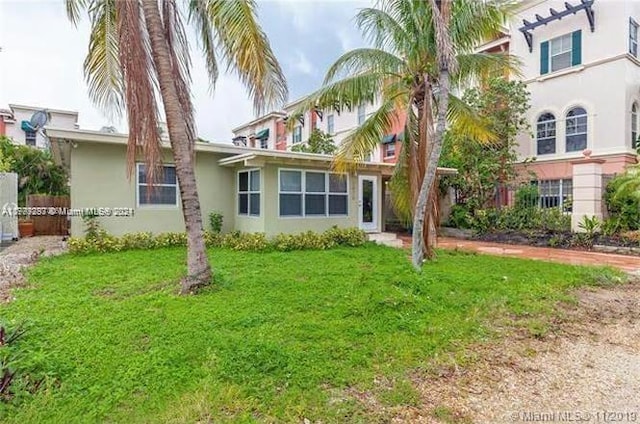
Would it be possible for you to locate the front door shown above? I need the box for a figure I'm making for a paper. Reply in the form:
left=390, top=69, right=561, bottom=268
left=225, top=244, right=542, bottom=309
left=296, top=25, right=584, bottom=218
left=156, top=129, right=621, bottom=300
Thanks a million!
left=358, top=176, right=377, bottom=232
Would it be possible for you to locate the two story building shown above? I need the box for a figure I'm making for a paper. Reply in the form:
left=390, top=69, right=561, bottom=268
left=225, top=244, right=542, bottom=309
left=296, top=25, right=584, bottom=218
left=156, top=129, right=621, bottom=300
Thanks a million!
left=0, top=104, right=79, bottom=149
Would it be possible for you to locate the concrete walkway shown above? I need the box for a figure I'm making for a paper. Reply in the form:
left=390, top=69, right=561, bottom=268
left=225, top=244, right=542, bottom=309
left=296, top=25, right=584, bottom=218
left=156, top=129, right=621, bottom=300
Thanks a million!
left=398, top=235, right=640, bottom=274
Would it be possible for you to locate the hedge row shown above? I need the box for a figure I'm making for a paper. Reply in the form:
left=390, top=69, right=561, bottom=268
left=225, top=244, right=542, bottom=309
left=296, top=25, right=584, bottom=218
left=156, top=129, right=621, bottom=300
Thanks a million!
left=67, top=227, right=369, bottom=254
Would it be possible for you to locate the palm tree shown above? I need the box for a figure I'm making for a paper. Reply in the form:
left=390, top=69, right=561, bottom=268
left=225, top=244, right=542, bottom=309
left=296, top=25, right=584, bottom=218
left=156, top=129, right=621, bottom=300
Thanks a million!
left=289, top=0, right=516, bottom=269
left=66, top=0, right=287, bottom=293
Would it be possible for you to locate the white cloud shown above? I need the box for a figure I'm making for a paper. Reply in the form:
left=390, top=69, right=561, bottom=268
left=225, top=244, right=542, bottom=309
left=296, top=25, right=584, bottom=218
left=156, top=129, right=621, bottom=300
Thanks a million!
left=292, top=50, right=315, bottom=75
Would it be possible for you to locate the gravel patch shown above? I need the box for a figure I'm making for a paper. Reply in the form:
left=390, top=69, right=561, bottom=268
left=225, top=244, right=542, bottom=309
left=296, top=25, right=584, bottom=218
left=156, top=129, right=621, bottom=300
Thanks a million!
left=0, top=236, right=67, bottom=302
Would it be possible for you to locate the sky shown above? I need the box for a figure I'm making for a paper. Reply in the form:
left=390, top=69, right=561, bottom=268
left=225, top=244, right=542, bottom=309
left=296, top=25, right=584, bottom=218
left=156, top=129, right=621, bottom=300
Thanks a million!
left=0, top=0, right=371, bottom=142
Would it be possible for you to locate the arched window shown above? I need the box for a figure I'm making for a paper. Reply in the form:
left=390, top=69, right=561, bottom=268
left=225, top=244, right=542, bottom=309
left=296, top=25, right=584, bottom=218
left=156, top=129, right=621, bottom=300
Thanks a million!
left=565, top=107, right=588, bottom=152
left=536, top=113, right=556, bottom=155
left=632, top=103, right=638, bottom=148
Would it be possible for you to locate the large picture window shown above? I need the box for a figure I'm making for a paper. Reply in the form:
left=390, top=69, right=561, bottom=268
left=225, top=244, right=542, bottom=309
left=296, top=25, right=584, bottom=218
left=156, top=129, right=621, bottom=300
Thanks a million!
left=137, top=163, right=179, bottom=206
left=279, top=169, right=348, bottom=217
left=238, top=169, right=261, bottom=216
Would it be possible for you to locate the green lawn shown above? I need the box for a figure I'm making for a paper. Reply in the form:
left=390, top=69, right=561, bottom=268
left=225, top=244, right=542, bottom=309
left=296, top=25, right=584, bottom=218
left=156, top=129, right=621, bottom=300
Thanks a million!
left=0, top=244, right=619, bottom=423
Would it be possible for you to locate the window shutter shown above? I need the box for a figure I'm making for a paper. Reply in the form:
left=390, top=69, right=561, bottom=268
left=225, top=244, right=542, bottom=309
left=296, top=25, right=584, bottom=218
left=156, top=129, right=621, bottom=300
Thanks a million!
left=572, top=30, right=582, bottom=66
left=540, top=41, right=549, bottom=75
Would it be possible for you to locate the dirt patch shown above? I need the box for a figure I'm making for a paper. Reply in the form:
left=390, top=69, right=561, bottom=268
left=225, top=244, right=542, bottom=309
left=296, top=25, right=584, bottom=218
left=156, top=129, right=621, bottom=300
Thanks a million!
left=345, top=281, right=640, bottom=423
left=424, top=282, right=640, bottom=423
left=0, top=236, right=67, bottom=302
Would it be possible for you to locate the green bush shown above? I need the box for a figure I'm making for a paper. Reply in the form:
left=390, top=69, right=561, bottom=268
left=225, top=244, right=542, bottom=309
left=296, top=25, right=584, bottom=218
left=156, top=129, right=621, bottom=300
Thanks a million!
left=208, top=212, right=224, bottom=234
left=464, top=206, right=571, bottom=234
left=67, top=227, right=368, bottom=254
left=604, top=175, right=640, bottom=233
left=514, top=184, right=539, bottom=210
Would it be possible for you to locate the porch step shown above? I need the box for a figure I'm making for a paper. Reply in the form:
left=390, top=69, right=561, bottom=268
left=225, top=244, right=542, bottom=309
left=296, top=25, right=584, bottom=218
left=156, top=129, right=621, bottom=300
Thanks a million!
left=367, top=232, right=404, bottom=248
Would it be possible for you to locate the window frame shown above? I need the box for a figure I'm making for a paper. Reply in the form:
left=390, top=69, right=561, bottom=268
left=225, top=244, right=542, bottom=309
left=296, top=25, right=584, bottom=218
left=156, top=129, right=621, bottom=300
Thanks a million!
left=136, top=163, right=179, bottom=208
left=536, top=112, right=557, bottom=156
left=292, top=126, right=302, bottom=144
left=237, top=168, right=261, bottom=217
left=25, top=130, right=36, bottom=146
left=565, top=106, right=588, bottom=152
left=549, top=33, right=573, bottom=72
left=327, top=114, right=335, bottom=135
left=536, top=179, right=573, bottom=212
left=259, top=138, right=269, bottom=149
left=278, top=168, right=349, bottom=218
left=383, top=142, right=396, bottom=158
left=630, top=18, right=639, bottom=57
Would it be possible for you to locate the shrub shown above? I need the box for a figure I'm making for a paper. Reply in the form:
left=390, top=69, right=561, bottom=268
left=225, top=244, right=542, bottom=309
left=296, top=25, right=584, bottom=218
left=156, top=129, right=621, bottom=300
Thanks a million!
left=514, top=184, right=539, bottom=210
left=68, top=227, right=368, bottom=254
left=604, top=174, right=640, bottom=233
left=446, top=204, right=473, bottom=229
left=208, top=212, right=223, bottom=234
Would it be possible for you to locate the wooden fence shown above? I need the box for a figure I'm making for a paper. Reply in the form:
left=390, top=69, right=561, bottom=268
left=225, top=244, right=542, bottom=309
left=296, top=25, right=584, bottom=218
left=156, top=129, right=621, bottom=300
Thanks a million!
left=26, top=195, right=70, bottom=236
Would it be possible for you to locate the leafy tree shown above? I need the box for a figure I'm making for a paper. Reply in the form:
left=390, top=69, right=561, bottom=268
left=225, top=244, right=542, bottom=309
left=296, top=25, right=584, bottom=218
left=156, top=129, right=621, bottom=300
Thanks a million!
left=66, top=0, right=287, bottom=293
left=288, top=0, right=516, bottom=268
left=440, top=77, right=530, bottom=212
left=0, top=136, right=69, bottom=205
left=290, top=129, right=336, bottom=154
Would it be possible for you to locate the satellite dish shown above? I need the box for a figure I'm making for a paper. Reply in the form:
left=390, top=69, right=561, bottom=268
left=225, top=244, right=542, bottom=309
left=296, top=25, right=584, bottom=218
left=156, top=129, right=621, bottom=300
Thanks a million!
left=29, top=110, right=49, bottom=131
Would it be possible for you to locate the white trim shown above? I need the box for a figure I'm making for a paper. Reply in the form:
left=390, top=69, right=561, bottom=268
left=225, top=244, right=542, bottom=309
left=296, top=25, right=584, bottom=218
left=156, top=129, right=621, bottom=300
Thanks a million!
left=358, top=175, right=378, bottom=232
left=237, top=168, right=261, bottom=218
left=135, top=163, right=179, bottom=209
left=277, top=168, right=349, bottom=218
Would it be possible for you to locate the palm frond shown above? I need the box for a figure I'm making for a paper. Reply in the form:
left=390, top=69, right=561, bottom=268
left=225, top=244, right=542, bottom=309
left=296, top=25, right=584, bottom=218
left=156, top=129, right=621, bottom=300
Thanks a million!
left=450, top=0, right=515, bottom=52
left=454, top=52, right=521, bottom=86
left=83, top=0, right=125, bottom=118
left=355, top=6, right=408, bottom=54
left=447, top=94, right=496, bottom=143
left=324, top=48, right=405, bottom=85
left=116, top=0, right=162, bottom=184
left=65, top=0, right=87, bottom=26
left=333, top=97, right=401, bottom=173
left=187, top=0, right=219, bottom=89
left=207, top=0, right=288, bottom=114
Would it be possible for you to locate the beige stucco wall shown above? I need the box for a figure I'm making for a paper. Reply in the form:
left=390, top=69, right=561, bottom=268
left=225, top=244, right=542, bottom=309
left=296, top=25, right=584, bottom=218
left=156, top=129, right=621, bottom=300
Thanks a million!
left=231, top=164, right=382, bottom=236
left=512, top=1, right=640, bottom=164
left=69, top=142, right=235, bottom=236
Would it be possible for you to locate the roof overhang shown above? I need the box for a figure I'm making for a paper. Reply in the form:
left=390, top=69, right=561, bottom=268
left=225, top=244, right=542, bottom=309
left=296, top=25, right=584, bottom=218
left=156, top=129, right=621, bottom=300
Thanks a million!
left=44, top=127, right=457, bottom=178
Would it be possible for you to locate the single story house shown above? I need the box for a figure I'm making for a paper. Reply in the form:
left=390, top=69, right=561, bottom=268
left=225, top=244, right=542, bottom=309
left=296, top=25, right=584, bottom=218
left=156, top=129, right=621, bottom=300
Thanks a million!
left=45, top=127, right=455, bottom=238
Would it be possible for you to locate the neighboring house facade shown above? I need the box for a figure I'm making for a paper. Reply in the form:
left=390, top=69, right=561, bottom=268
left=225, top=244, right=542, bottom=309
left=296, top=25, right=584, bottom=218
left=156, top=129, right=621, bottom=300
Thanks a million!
left=0, top=104, right=79, bottom=149
left=46, top=127, right=401, bottom=237
left=231, top=111, right=286, bottom=150
left=232, top=97, right=406, bottom=164
left=507, top=0, right=639, bottom=187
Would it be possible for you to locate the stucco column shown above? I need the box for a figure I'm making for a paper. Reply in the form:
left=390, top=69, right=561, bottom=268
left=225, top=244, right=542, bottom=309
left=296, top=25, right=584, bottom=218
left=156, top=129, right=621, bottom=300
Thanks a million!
left=571, top=157, right=605, bottom=232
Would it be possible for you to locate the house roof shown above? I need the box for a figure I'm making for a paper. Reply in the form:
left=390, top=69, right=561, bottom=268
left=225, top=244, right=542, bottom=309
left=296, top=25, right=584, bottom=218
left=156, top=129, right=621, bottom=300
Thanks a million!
left=45, top=127, right=456, bottom=177
left=231, top=111, right=286, bottom=133
left=10, top=104, right=79, bottom=116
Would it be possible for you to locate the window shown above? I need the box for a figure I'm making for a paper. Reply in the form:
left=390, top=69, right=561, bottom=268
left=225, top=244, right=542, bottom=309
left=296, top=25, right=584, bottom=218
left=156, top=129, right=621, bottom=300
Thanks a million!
left=565, top=107, right=587, bottom=152
left=632, top=103, right=638, bottom=148
left=536, top=179, right=573, bottom=211
left=238, top=169, right=261, bottom=216
left=540, top=31, right=581, bottom=74
left=630, top=18, right=639, bottom=57
left=137, top=164, right=178, bottom=206
left=293, top=126, right=302, bottom=144
left=536, top=113, right=556, bottom=155
left=278, top=169, right=348, bottom=217
left=327, top=115, right=335, bottom=135
left=550, top=34, right=572, bottom=72
left=25, top=131, right=36, bottom=146
left=259, top=138, right=268, bottom=149
left=357, top=104, right=366, bottom=125
left=384, top=142, right=396, bottom=158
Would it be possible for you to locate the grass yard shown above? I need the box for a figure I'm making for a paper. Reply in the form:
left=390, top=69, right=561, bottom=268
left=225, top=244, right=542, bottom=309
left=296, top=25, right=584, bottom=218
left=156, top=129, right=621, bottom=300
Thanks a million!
left=0, top=244, right=619, bottom=423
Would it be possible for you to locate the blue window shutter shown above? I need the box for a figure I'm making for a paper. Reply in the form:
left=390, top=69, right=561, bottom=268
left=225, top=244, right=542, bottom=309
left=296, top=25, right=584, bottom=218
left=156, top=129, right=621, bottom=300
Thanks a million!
left=572, top=30, right=582, bottom=66
left=540, top=41, right=549, bottom=74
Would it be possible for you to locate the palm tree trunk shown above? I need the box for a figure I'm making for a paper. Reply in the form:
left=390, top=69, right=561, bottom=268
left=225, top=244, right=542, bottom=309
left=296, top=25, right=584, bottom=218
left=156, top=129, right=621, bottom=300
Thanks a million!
left=140, top=0, right=212, bottom=293
left=411, top=70, right=450, bottom=270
